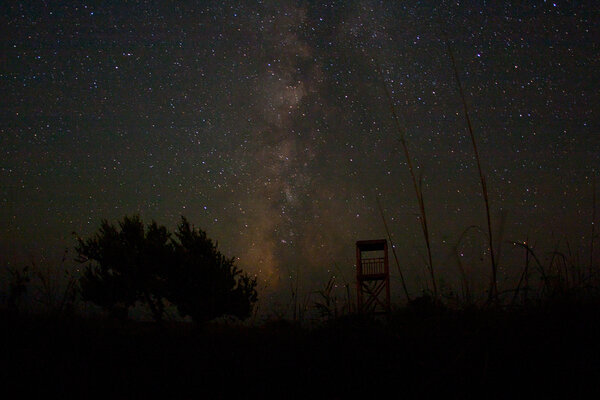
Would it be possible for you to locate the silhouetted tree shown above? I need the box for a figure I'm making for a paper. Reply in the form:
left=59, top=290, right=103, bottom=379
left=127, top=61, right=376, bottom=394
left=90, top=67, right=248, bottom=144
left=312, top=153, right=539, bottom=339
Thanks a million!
left=167, top=217, right=258, bottom=323
left=76, top=215, right=171, bottom=321
left=76, top=215, right=258, bottom=323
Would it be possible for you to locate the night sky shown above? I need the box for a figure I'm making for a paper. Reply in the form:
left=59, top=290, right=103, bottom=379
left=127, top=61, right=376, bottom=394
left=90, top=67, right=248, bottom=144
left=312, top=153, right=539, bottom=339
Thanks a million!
left=2, top=1, right=598, bottom=305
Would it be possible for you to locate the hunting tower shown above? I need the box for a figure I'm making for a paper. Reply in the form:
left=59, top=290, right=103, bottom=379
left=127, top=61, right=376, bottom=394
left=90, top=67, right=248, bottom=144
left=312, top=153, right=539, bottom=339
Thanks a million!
left=356, top=239, right=390, bottom=314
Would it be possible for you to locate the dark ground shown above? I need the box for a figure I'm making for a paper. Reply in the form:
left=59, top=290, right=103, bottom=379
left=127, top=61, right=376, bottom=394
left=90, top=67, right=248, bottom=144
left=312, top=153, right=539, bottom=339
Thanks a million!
left=2, top=300, right=600, bottom=399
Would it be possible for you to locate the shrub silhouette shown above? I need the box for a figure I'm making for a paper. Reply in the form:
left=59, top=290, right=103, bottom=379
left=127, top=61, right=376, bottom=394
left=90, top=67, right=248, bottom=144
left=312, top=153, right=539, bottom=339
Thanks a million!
left=76, top=215, right=170, bottom=320
left=168, top=217, right=258, bottom=323
left=6, top=265, right=30, bottom=311
left=75, top=215, right=257, bottom=323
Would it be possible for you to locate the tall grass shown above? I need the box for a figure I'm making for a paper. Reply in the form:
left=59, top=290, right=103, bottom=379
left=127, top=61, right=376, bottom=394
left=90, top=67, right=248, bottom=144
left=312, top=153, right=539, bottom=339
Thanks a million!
left=444, top=40, right=498, bottom=304
left=590, top=176, right=596, bottom=279
left=313, top=276, right=340, bottom=320
left=508, top=239, right=596, bottom=303
left=377, top=64, right=438, bottom=298
left=285, top=264, right=313, bottom=324
left=453, top=225, right=483, bottom=305
left=376, top=196, right=411, bottom=302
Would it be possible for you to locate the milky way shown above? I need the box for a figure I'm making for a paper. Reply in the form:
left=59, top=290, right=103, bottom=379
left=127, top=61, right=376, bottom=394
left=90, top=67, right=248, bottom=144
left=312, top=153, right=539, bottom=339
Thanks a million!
left=2, top=1, right=598, bottom=304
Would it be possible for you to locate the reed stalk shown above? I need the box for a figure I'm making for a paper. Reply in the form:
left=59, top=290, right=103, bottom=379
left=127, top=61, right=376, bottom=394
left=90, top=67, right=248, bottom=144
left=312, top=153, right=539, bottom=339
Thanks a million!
left=377, top=66, right=438, bottom=298
left=444, top=40, right=498, bottom=304
left=591, top=175, right=596, bottom=279
left=376, top=196, right=411, bottom=301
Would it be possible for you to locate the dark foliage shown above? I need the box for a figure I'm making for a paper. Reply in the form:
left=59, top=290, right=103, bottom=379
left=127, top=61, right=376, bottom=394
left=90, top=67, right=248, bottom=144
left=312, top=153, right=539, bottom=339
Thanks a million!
left=6, top=266, right=30, bottom=311
left=75, top=215, right=257, bottom=323
left=167, top=217, right=258, bottom=323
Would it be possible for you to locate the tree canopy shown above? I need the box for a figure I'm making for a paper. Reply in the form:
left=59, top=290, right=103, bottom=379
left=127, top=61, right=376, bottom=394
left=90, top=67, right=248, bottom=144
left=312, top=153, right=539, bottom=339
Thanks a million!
left=75, top=215, right=257, bottom=323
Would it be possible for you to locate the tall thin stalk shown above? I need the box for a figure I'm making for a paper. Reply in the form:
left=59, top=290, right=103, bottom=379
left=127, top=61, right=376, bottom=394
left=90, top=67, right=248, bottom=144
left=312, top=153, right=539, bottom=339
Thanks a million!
left=376, top=196, right=411, bottom=302
left=512, top=237, right=530, bottom=306
left=445, top=40, right=498, bottom=304
left=590, top=175, right=596, bottom=279
left=377, top=65, right=437, bottom=298
left=512, top=241, right=548, bottom=298
left=455, top=225, right=483, bottom=305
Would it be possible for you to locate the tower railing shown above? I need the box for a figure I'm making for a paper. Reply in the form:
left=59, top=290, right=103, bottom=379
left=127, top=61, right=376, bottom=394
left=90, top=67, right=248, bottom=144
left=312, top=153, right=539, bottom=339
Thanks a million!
left=360, top=257, right=385, bottom=276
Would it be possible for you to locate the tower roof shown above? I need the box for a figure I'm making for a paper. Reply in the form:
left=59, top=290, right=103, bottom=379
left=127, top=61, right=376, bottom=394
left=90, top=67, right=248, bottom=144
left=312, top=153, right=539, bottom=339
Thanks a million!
left=356, top=239, right=386, bottom=251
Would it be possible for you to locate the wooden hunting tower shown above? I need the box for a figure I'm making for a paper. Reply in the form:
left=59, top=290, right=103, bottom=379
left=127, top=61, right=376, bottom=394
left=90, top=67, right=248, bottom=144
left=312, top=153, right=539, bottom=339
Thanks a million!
left=356, top=239, right=390, bottom=314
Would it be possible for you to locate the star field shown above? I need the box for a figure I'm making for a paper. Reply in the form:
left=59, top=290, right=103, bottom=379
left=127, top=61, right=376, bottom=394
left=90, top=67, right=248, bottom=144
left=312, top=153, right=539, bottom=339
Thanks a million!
left=1, top=1, right=598, bottom=302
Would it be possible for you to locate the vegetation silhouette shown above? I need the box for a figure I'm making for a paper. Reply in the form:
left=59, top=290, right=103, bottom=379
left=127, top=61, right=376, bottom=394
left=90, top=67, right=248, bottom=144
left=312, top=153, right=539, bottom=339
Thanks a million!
left=75, top=215, right=257, bottom=324
left=6, top=265, right=30, bottom=311
left=168, top=217, right=258, bottom=323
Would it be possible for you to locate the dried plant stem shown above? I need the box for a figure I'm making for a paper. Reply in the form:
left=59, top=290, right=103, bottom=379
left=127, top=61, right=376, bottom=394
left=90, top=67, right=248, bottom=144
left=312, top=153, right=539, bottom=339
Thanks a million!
left=378, top=66, right=437, bottom=297
left=445, top=40, right=498, bottom=303
left=512, top=237, right=530, bottom=306
left=376, top=196, right=411, bottom=302
left=455, top=225, right=482, bottom=304
left=511, top=241, right=548, bottom=297
left=591, top=175, right=596, bottom=279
